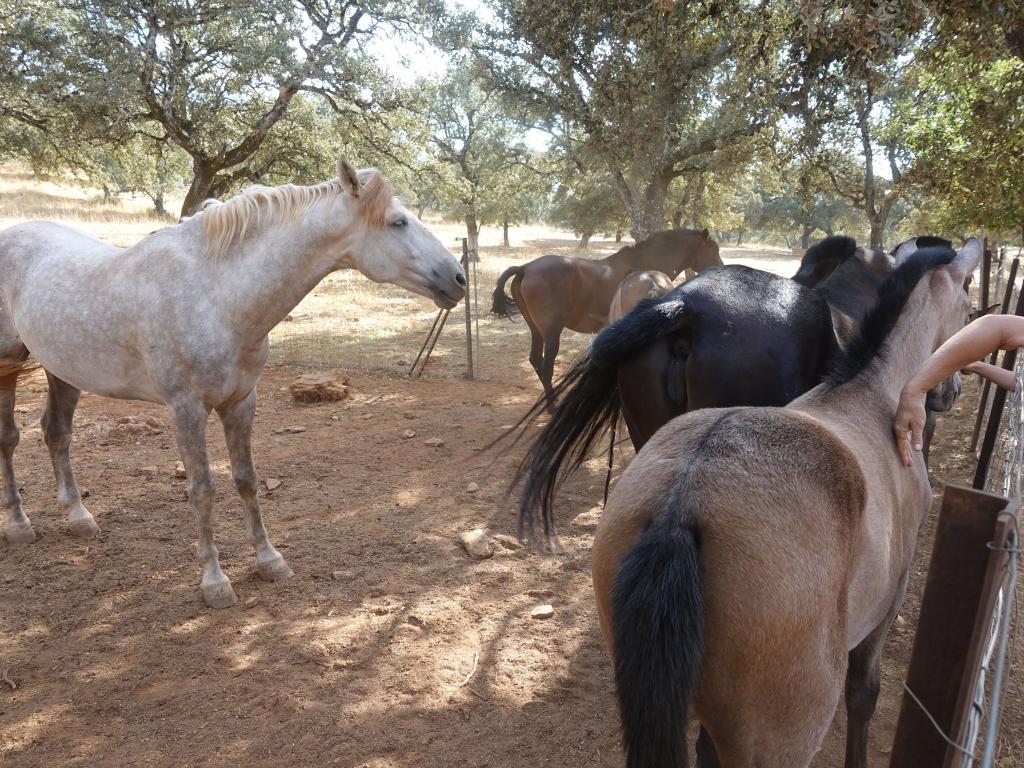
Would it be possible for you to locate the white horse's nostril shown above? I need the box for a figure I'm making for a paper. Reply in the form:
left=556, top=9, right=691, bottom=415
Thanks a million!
left=455, top=273, right=467, bottom=288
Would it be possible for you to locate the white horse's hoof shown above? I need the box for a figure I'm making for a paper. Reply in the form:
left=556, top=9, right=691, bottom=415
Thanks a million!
left=257, top=555, right=294, bottom=582
left=201, top=578, right=239, bottom=609
left=68, top=513, right=100, bottom=538
left=6, top=522, right=36, bottom=545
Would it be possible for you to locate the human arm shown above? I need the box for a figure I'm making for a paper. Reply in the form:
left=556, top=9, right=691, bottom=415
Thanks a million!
left=893, top=315, right=1024, bottom=467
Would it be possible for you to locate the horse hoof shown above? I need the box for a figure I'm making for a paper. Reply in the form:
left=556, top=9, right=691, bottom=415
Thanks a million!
left=6, top=522, right=36, bottom=545
left=201, top=579, right=239, bottom=609
left=68, top=514, right=100, bottom=538
left=257, top=555, right=294, bottom=582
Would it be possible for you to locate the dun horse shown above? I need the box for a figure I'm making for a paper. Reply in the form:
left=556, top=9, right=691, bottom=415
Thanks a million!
left=608, top=271, right=675, bottom=324
left=0, top=155, right=467, bottom=608
left=491, top=228, right=722, bottom=401
left=571, top=240, right=979, bottom=767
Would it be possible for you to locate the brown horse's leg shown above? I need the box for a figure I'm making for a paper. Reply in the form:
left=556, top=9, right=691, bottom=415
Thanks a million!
left=41, top=372, right=99, bottom=537
left=0, top=379, right=33, bottom=543
left=540, top=330, right=562, bottom=407
left=512, top=275, right=548, bottom=388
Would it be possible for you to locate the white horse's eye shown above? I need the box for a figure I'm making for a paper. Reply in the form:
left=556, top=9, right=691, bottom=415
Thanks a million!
left=392, top=218, right=408, bottom=228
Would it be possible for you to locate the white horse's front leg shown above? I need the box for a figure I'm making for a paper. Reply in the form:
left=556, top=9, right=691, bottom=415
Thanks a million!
left=42, top=373, right=99, bottom=537
left=171, top=398, right=237, bottom=609
left=0, top=387, right=34, bottom=544
left=217, top=390, right=292, bottom=582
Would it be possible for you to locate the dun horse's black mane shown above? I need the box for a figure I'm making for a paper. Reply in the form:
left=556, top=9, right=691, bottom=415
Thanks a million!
left=825, top=245, right=957, bottom=387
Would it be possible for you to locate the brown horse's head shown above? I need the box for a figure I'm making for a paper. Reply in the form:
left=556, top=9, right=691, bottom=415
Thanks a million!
left=684, top=228, right=722, bottom=272
left=625, top=228, right=721, bottom=277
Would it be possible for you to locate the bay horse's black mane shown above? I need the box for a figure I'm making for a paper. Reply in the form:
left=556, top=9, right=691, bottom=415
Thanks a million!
left=825, top=245, right=958, bottom=387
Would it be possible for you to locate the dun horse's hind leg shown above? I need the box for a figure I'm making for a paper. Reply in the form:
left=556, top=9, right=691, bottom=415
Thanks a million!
left=843, top=577, right=907, bottom=768
left=171, top=397, right=237, bottom=609
left=42, top=372, right=99, bottom=537
left=217, top=390, right=292, bottom=583
left=0, top=381, right=34, bottom=543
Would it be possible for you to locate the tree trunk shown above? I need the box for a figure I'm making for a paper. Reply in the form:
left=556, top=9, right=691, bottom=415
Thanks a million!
left=465, top=213, right=480, bottom=262
left=153, top=191, right=166, bottom=218
left=615, top=230, right=623, bottom=243
left=417, top=205, right=426, bottom=220
left=868, top=214, right=886, bottom=250
left=181, top=160, right=221, bottom=219
left=671, top=209, right=684, bottom=229
left=689, top=173, right=706, bottom=228
left=628, top=173, right=671, bottom=241
left=800, top=224, right=814, bottom=249
left=736, top=229, right=745, bottom=246
left=502, top=221, right=510, bottom=247
left=579, top=231, right=593, bottom=249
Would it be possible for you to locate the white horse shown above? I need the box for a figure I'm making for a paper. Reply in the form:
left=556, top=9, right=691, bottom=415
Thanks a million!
left=0, top=155, right=467, bottom=608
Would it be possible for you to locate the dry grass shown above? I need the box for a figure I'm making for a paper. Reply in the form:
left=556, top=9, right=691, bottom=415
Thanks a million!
left=0, top=170, right=801, bottom=381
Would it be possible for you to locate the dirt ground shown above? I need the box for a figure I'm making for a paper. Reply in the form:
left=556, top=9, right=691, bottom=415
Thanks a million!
left=0, top=174, right=1020, bottom=765
left=0, top=359, right=1021, bottom=767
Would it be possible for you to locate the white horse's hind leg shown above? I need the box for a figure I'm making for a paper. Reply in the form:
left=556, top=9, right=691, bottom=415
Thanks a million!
left=217, top=390, right=292, bottom=582
left=171, top=398, right=237, bottom=609
left=42, top=373, right=99, bottom=537
left=0, top=385, right=34, bottom=544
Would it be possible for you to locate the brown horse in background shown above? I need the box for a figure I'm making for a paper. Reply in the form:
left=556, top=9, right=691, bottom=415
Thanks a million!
left=491, top=228, right=721, bottom=402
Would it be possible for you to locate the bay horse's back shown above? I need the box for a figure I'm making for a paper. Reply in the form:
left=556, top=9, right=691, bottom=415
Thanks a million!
left=594, top=406, right=865, bottom=766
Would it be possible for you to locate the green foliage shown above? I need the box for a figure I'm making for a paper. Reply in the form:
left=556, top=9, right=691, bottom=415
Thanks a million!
left=548, top=170, right=627, bottom=241
left=903, top=53, right=1024, bottom=236
left=0, top=0, right=443, bottom=216
left=420, top=61, right=547, bottom=245
left=482, top=0, right=792, bottom=239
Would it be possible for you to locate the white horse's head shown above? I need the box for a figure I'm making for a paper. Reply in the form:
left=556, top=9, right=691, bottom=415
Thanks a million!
left=336, top=156, right=467, bottom=309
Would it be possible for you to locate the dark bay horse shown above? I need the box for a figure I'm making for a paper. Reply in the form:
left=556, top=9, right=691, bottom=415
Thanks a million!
left=491, top=228, right=722, bottom=401
left=515, top=236, right=899, bottom=533
left=590, top=241, right=979, bottom=767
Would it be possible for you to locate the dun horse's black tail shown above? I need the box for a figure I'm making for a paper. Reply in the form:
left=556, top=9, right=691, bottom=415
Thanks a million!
left=491, top=266, right=523, bottom=318
left=612, top=504, right=704, bottom=768
left=516, top=291, right=692, bottom=543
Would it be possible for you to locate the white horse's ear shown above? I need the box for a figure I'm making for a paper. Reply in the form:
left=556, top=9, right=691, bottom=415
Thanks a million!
left=951, top=237, right=983, bottom=282
left=893, top=238, right=918, bottom=265
left=338, top=155, right=361, bottom=198
left=830, top=305, right=857, bottom=350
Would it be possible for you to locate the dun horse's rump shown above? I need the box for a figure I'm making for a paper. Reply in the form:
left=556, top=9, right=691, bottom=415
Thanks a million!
left=597, top=406, right=866, bottom=767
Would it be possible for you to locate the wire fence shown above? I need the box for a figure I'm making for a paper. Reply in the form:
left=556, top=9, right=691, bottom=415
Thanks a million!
left=956, top=244, right=1024, bottom=767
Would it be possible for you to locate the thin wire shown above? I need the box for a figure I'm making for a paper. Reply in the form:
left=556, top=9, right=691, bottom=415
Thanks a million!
left=902, top=681, right=974, bottom=757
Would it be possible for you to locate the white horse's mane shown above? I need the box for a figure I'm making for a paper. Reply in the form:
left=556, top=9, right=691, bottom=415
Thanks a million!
left=197, top=169, right=394, bottom=261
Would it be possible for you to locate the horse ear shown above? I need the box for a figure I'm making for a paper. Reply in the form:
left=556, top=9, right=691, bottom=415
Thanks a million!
left=951, top=237, right=983, bottom=282
left=701, top=228, right=709, bottom=240
left=893, top=238, right=918, bottom=265
left=829, top=305, right=857, bottom=350
left=338, top=155, right=361, bottom=198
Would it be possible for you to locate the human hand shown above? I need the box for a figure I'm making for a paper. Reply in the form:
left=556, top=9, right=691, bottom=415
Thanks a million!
left=893, top=389, right=927, bottom=467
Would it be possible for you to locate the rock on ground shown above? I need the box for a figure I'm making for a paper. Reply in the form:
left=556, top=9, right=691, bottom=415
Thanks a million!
left=459, top=529, right=493, bottom=560
left=290, top=372, right=350, bottom=404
